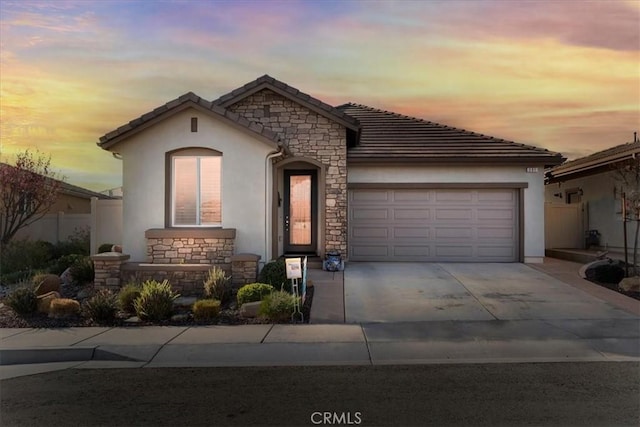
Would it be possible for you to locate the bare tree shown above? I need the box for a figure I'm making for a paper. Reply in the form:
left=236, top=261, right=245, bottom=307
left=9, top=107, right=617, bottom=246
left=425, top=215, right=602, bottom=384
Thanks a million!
left=0, top=150, right=63, bottom=245
left=613, top=155, right=640, bottom=275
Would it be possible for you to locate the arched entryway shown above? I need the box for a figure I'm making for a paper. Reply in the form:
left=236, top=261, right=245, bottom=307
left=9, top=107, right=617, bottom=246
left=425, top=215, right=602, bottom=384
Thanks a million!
left=273, top=158, right=325, bottom=258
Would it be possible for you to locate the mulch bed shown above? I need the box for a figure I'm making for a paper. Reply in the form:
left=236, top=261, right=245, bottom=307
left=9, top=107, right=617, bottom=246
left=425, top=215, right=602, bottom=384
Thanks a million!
left=0, top=285, right=314, bottom=328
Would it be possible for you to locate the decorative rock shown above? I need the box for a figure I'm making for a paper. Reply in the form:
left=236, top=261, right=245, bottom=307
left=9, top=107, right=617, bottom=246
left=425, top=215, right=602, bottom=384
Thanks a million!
left=112, top=245, right=123, bottom=253
left=124, top=316, right=141, bottom=324
left=76, top=288, right=93, bottom=300
left=173, top=296, right=198, bottom=309
left=171, top=313, right=190, bottom=322
left=34, top=275, right=62, bottom=296
left=239, top=301, right=262, bottom=318
left=619, top=276, right=640, bottom=293
left=37, top=291, right=61, bottom=313
left=60, top=268, right=73, bottom=286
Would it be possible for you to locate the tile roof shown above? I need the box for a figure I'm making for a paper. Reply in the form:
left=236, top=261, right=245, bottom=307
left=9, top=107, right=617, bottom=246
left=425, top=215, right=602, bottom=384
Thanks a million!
left=98, top=92, right=284, bottom=151
left=548, top=140, right=640, bottom=179
left=337, top=103, right=564, bottom=166
left=212, top=74, right=360, bottom=131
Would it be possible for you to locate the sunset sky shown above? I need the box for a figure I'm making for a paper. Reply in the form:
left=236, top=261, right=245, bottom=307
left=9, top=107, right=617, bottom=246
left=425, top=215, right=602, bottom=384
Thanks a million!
left=1, top=0, right=639, bottom=191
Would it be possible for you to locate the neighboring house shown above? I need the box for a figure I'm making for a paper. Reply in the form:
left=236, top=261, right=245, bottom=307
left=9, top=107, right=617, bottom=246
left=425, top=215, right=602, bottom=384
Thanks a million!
left=97, top=75, right=563, bottom=267
left=100, top=186, right=123, bottom=198
left=545, top=140, right=640, bottom=252
left=0, top=163, right=115, bottom=243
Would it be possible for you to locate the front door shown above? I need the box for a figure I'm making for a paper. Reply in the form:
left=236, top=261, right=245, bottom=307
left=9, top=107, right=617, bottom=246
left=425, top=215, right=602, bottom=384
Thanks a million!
left=284, top=170, right=317, bottom=254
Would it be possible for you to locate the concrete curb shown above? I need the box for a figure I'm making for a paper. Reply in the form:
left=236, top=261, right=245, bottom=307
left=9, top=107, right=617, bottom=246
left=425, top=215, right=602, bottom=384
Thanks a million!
left=0, top=347, right=97, bottom=366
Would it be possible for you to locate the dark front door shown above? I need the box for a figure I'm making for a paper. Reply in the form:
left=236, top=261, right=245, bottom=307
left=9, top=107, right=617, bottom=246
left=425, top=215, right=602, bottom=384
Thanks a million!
left=284, top=170, right=317, bottom=254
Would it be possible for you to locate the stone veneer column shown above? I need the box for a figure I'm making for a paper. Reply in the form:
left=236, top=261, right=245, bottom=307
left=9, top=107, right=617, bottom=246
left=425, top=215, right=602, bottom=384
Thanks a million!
left=91, top=252, right=131, bottom=292
left=231, top=254, right=261, bottom=288
left=228, top=89, right=348, bottom=256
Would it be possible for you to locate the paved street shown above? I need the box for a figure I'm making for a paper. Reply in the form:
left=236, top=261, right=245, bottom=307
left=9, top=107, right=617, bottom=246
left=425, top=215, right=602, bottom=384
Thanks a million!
left=1, top=363, right=638, bottom=426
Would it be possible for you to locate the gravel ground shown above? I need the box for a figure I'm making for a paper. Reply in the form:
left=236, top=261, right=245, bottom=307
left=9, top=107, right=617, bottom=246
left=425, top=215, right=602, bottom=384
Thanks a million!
left=0, top=285, right=314, bottom=328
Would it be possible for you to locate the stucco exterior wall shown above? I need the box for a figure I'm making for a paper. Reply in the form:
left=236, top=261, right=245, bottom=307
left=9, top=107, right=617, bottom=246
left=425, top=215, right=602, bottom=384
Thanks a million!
left=50, top=193, right=92, bottom=214
left=349, top=165, right=546, bottom=262
left=544, top=170, right=631, bottom=251
left=112, top=108, right=274, bottom=262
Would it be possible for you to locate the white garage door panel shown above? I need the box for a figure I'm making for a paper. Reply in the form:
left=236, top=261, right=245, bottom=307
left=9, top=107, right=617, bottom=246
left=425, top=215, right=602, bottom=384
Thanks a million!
left=349, top=188, right=518, bottom=262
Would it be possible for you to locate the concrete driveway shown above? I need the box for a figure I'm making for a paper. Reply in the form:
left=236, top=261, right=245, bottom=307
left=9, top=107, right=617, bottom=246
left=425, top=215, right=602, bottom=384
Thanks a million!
left=344, top=263, right=638, bottom=323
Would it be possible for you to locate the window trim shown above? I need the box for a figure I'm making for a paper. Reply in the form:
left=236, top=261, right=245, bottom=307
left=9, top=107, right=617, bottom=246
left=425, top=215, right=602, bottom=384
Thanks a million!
left=166, top=148, right=222, bottom=228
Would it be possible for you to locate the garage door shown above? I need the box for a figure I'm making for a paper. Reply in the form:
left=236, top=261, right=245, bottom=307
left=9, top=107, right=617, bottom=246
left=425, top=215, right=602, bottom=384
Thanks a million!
left=348, top=188, right=518, bottom=262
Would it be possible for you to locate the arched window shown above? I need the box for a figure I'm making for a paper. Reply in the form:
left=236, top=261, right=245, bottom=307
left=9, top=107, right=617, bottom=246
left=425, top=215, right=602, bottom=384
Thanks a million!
left=169, top=148, right=221, bottom=226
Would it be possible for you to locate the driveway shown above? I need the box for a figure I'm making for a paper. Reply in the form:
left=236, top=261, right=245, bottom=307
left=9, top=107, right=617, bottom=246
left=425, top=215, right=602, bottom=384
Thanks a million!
left=344, top=263, right=638, bottom=323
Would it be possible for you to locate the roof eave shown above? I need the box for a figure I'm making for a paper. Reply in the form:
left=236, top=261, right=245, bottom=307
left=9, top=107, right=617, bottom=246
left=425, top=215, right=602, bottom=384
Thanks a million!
left=347, top=156, right=564, bottom=167
left=98, top=98, right=283, bottom=152
left=215, top=80, right=360, bottom=132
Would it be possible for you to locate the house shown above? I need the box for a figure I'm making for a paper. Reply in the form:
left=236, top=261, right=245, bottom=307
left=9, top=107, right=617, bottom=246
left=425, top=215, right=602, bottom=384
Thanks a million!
left=97, top=75, right=563, bottom=271
left=544, top=140, right=640, bottom=253
left=0, top=162, right=115, bottom=243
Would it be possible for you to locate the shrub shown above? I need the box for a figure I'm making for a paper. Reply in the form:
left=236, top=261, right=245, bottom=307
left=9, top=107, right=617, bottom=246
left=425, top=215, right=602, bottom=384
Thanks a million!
left=134, top=279, right=179, bottom=322
left=203, top=266, right=230, bottom=302
left=1, top=270, right=34, bottom=286
left=70, top=256, right=94, bottom=285
left=84, top=290, right=118, bottom=324
left=118, top=282, right=142, bottom=313
left=0, top=239, right=54, bottom=276
left=52, top=227, right=90, bottom=257
left=258, top=290, right=298, bottom=322
left=237, top=283, right=275, bottom=306
left=98, top=243, right=114, bottom=253
left=49, top=298, right=81, bottom=317
left=48, top=253, right=85, bottom=276
left=258, top=259, right=290, bottom=292
left=5, top=287, right=37, bottom=316
left=192, top=299, right=221, bottom=321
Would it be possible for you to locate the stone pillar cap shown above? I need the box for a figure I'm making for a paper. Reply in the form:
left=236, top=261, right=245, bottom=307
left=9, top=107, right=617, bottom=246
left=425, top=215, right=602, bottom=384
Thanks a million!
left=91, top=252, right=131, bottom=262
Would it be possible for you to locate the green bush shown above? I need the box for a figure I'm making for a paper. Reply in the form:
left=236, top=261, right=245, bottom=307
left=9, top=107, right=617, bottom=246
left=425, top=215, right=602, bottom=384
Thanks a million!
left=134, top=279, right=179, bottom=322
left=118, top=282, right=142, bottom=313
left=203, top=266, right=230, bottom=302
left=258, top=259, right=290, bottom=292
left=0, top=239, right=54, bottom=276
left=98, top=243, right=114, bottom=253
left=5, top=287, right=38, bottom=316
left=192, top=299, right=221, bottom=321
left=258, top=290, right=298, bottom=322
left=1, top=270, right=34, bottom=286
left=84, top=290, right=118, bottom=324
left=70, top=256, right=94, bottom=286
left=237, top=283, right=275, bottom=306
left=48, top=253, right=84, bottom=276
left=52, top=227, right=90, bottom=258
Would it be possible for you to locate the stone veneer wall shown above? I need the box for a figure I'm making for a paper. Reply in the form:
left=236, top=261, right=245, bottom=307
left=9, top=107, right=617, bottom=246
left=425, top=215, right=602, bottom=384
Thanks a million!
left=231, top=254, right=261, bottom=288
left=120, top=263, right=211, bottom=296
left=228, top=89, right=348, bottom=256
left=145, top=228, right=235, bottom=269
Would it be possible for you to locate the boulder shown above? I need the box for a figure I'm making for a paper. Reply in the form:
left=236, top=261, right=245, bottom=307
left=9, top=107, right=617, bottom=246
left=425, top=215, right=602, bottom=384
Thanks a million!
left=60, top=268, right=73, bottom=286
left=34, top=275, right=62, bottom=296
left=173, top=296, right=198, bottom=310
left=619, top=276, right=640, bottom=293
left=239, top=301, right=262, bottom=318
left=112, top=245, right=123, bottom=253
left=37, top=291, right=61, bottom=313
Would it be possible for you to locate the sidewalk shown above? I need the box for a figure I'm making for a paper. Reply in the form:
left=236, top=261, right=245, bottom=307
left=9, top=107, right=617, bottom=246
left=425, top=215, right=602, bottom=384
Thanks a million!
left=1, top=258, right=639, bottom=380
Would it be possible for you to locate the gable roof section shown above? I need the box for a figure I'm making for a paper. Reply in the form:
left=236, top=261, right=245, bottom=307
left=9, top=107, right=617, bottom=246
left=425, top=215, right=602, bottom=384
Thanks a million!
left=547, top=140, right=640, bottom=181
left=212, top=74, right=359, bottom=132
left=98, top=92, right=285, bottom=151
left=337, top=103, right=564, bottom=166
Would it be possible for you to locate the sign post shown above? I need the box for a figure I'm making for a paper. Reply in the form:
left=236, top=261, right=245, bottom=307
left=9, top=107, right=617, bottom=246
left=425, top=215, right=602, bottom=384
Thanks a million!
left=285, top=258, right=304, bottom=323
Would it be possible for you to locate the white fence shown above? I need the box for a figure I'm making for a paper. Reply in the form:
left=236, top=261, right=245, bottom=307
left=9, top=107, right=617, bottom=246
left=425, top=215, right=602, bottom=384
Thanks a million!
left=13, top=212, right=91, bottom=243
left=90, top=198, right=123, bottom=255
